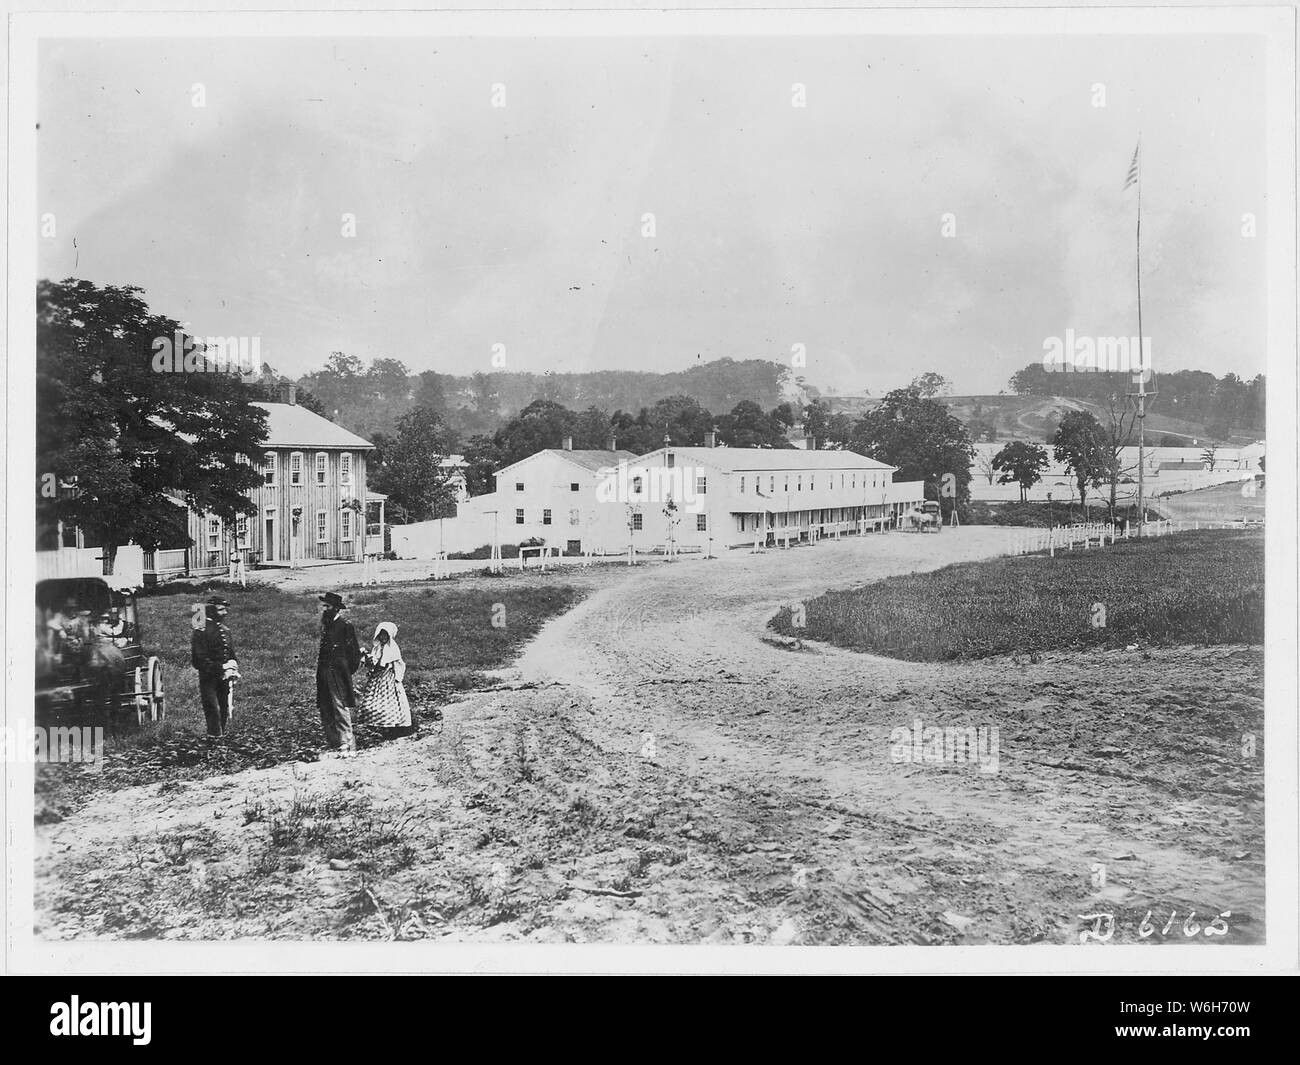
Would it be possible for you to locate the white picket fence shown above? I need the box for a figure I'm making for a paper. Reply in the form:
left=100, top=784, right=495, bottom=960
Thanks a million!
left=1008, top=517, right=1256, bottom=556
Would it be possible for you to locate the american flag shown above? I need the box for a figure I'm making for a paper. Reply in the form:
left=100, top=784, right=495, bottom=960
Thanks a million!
left=1123, top=142, right=1140, bottom=191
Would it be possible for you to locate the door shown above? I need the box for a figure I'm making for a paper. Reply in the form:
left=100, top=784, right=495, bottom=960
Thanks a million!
left=264, top=510, right=277, bottom=562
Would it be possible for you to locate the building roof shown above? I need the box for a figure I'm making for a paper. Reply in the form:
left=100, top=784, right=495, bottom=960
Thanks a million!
left=633, top=446, right=895, bottom=473
left=253, top=402, right=373, bottom=450
left=496, top=449, right=639, bottom=477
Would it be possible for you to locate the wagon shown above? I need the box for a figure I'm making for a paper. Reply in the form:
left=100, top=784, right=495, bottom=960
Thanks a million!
left=902, top=501, right=944, bottom=533
left=35, top=577, right=166, bottom=726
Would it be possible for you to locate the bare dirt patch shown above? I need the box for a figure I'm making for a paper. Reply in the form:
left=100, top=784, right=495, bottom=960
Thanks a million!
left=35, top=528, right=1263, bottom=945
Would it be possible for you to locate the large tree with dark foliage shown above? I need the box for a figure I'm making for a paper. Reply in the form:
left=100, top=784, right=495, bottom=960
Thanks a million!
left=849, top=385, right=974, bottom=518
left=37, top=279, right=268, bottom=574
left=1051, top=409, right=1109, bottom=513
left=992, top=441, right=1049, bottom=502
left=370, top=406, right=459, bottom=522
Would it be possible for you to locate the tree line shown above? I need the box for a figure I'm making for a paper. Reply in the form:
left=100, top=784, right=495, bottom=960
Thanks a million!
left=1007, top=361, right=1265, bottom=440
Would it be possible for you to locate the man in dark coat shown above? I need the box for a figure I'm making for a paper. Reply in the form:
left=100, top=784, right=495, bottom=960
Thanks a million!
left=317, top=591, right=362, bottom=754
left=191, top=595, right=237, bottom=738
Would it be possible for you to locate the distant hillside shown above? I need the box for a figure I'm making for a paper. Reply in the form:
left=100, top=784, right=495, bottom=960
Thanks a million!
left=818, top=393, right=1258, bottom=447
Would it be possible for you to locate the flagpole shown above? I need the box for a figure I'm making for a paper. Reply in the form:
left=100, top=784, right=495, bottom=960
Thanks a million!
left=1136, top=137, right=1145, bottom=537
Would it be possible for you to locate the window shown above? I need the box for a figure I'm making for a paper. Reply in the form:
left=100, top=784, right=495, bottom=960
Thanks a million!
left=543, top=509, right=552, bottom=526
left=667, top=453, right=675, bottom=468
left=515, top=482, right=524, bottom=492
left=290, top=452, right=303, bottom=486
left=696, top=475, right=707, bottom=494
left=841, top=474, right=845, bottom=489
left=797, top=476, right=802, bottom=492
left=697, top=514, right=708, bottom=532
left=235, top=516, right=248, bottom=545
left=740, top=476, right=745, bottom=494
left=852, top=475, right=856, bottom=489
left=315, top=452, right=327, bottom=484
left=207, top=517, right=222, bottom=551
left=515, top=509, right=524, bottom=525
left=341, top=509, right=353, bottom=541
left=784, top=477, right=789, bottom=493
left=570, top=482, right=579, bottom=492
left=569, top=508, right=580, bottom=526
left=810, top=476, right=815, bottom=490
left=769, top=477, right=775, bottom=493
left=632, top=475, right=643, bottom=495
left=316, top=510, right=328, bottom=543
left=567, top=540, right=582, bottom=554
left=340, top=453, right=352, bottom=485
left=632, top=513, right=643, bottom=531
left=263, top=452, right=276, bottom=486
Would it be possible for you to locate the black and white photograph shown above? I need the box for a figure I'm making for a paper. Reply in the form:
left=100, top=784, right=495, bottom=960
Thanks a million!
left=4, top=4, right=1297, bottom=984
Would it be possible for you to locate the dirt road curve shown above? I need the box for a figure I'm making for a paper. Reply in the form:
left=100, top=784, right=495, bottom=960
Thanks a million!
left=36, top=528, right=1264, bottom=946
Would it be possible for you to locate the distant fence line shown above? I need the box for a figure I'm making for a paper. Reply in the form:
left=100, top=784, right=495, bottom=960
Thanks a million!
left=1009, top=518, right=1261, bottom=556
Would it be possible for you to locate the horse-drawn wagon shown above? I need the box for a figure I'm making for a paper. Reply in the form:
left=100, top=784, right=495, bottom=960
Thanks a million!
left=35, top=577, right=165, bottom=726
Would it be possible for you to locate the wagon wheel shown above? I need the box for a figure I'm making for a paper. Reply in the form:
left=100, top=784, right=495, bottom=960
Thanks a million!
left=132, top=666, right=147, bottom=725
left=147, top=656, right=166, bottom=721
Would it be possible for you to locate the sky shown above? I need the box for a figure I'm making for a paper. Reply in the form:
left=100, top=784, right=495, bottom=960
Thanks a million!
left=37, top=32, right=1267, bottom=396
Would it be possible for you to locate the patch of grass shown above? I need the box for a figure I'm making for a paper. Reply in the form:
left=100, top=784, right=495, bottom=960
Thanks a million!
left=37, top=581, right=586, bottom=809
left=770, top=529, right=1263, bottom=661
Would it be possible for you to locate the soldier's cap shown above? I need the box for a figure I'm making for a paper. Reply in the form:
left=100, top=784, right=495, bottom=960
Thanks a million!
left=319, top=591, right=346, bottom=609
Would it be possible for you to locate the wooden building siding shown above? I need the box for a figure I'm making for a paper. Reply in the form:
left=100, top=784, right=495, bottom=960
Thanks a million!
left=169, top=447, right=368, bottom=569
left=250, top=448, right=368, bottom=564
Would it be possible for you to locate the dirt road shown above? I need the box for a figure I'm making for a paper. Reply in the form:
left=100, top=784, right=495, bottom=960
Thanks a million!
left=35, top=527, right=1263, bottom=945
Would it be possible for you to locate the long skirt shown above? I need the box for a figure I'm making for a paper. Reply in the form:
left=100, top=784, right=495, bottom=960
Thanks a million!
left=356, top=666, right=411, bottom=728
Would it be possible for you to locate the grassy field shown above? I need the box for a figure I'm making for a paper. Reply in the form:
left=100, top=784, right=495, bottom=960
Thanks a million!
left=770, top=528, right=1263, bottom=661
left=967, top=499, right=1165, bottom=527
left=36, top=578, right=585, bottom=817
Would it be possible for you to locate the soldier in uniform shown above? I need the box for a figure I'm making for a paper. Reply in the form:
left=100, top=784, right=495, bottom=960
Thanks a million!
left=316, top=591, right=362, bottom=755
left=192, top=595, right=237, bottom=738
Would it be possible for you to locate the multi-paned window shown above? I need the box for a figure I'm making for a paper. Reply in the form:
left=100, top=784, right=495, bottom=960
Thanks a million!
left=340, top=453, right=352, bottom=485
left=569, top=509, right=580, bottom=526
left=740, top=476, right=745, bottom=493
left=290, top=452, right=303, bottom=486
left=696, top=475, right=707, bottom=494
left=263, top=452, right=277, bottom=486
left=515, top=509, right=525, bottom=524
left=515, top=482, right=524, bottom=492
left=697, top=514, right=708, bottom=532
left=316, top=452, right=327, bottom=485
left=570, top=482, right=579, bottom=492
left=207, top=516, right=222, bottom=551
left=235, top=516, right=248, bottom=545
left=769, top=476, right=775, bottom=493
left=631, top=513, right=643, bottom=531
left=543, top=509, right=552, bottom=526
left=316, top=510, right=328, bottom=543
left=341, top=509, right=353, bottom=541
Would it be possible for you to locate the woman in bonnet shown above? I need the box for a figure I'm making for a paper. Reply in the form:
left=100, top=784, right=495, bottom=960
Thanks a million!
left=356, top=621, right=413, bottom=739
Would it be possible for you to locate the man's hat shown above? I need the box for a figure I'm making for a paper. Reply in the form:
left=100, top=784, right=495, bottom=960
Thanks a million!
left=207, top=595, right=230, bottom=607
left=319, top=591, right=346, bottom=609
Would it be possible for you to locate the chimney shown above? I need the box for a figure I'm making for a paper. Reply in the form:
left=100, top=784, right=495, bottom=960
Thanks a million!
left=287, top=383, right=298, bottom=406
left=805, top=435, right=816, bottom=451
left=704, top=429, right=716, bottom=449
left=606, top=433, right=617, bottom=451
left=562, top=435, right=573, bottom=451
